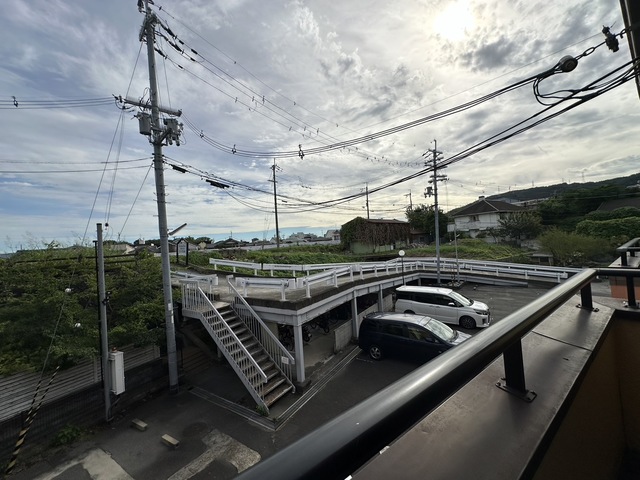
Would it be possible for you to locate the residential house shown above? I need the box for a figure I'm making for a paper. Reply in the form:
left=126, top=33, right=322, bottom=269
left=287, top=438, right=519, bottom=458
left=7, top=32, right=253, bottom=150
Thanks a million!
left=448, top=196, right=526, bottom=240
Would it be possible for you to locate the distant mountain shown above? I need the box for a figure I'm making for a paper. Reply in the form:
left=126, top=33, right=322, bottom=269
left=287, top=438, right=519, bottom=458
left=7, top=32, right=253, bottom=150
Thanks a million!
left=487, top=172, right=640, bottom=202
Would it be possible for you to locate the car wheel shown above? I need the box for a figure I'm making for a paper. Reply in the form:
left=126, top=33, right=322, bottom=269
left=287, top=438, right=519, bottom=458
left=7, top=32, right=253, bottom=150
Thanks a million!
left=460, top=316, right=476, bottom=329
left=403, top=310, right=415, bottom=314
left=369, top=345, right=383, bottom=360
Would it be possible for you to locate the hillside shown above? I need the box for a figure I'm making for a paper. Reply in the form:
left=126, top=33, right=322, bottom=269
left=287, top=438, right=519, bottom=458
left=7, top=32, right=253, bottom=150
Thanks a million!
left=487, top=172, right=640, bottom=203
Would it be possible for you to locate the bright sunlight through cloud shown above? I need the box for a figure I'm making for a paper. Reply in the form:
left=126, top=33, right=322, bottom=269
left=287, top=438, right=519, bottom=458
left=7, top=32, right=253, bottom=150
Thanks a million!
left=434, top=1, right=476, bottom=41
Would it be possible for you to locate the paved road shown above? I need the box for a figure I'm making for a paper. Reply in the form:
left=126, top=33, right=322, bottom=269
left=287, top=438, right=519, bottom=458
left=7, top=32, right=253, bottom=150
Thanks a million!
left=9, top=282, right=591, bottom=479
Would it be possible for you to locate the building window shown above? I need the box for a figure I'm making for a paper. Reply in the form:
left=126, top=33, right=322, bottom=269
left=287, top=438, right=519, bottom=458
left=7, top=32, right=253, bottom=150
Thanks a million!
left=469, top=215, right=479, bottom=222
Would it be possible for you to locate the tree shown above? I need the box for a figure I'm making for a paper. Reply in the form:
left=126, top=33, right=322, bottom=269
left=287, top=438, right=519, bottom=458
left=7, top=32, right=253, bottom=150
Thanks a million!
left=498, top=211, right=543, bottom=244
left=538, top=229, right=612, bottom=266
left=405, top=205, right=448, bottom=241
left=0, top=247, right=168, bottom=374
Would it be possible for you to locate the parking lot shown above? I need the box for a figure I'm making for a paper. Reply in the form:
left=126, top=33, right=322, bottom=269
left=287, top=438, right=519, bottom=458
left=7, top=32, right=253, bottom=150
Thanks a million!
left=13, top=281, right=594, bottom=480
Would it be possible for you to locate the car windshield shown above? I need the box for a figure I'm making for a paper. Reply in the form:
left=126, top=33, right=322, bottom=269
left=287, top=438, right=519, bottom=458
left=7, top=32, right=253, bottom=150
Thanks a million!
left=449, top=291, right=473, bottom=306
left=423, top=318, right=457, bottom=342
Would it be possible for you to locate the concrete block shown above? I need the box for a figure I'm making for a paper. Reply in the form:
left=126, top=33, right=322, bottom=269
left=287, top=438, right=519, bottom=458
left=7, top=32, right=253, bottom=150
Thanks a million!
left=162, top=433, right=180, bottom=449
left=131, top=418, right=148, bottom=431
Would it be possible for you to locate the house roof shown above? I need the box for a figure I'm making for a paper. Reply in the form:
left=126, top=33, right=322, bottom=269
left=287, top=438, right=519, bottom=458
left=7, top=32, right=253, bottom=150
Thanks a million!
left=360, top=218, right=408, bottom=225
left=596, top=197, right=640, bottom=211
left=451, top=198, right=526, bottom=217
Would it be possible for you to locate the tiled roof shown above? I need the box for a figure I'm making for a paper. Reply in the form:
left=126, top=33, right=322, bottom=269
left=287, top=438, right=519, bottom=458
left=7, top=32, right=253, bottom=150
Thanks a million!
left=451, top=198, right=526, bottom=216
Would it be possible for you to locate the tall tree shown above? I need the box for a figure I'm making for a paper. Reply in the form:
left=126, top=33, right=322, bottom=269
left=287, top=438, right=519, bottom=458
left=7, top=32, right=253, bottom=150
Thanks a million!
left=405, top=205, right=448, bottom=241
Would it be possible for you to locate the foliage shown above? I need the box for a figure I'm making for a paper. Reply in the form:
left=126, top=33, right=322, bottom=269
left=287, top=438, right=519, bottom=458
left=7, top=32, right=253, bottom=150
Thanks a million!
left=50, top=424, right=85, bottom=447
left=498, top=211, right=543, bottom=242
left=408, top=239, right=529, bottom=262
left=575, top=217, right=640, bottom=241
left=245, top=248, right=353, bottom=265
left=340, top=217, right=410, bottom=251
left=404, top=205, right=449, bottom=241
left=537, top=229, right=613, bottom=266
left=0, top=247, right=169, bottom=374
left=537, top=185, right=632, bottom=230
left=584, top=207, right=640, bottom=221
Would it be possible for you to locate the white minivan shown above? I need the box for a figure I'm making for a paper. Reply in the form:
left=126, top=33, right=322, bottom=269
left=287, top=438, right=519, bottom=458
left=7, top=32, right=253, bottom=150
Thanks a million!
left=394, top=285, right=491, bottom=329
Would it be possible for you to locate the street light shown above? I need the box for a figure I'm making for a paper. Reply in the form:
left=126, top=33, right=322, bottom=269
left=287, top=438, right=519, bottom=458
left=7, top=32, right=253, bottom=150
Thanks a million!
left=399, top=250, right=406, bottom=285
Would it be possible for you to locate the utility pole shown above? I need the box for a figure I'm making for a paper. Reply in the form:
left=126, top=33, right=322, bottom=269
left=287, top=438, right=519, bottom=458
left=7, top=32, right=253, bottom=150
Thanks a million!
left=124, top=0, right=181, bottom=393
left=405, top=190, right=413, bottom=210
left=423, top=140, right=447, bottom=285
left=270, top=160, right=281, bottom=248
left=365, top=183, right=370, bottom=219
left=96, top=223, right=111, bottom=421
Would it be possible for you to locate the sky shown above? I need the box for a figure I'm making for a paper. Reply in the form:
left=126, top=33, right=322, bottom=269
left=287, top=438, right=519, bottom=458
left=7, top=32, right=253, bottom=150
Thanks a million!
left=1, top=0, right=638, bottom=252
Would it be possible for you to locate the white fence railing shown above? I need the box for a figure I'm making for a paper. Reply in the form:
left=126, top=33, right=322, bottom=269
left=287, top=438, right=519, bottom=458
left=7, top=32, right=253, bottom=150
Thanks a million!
left=203, top=257, right=581, bottom=300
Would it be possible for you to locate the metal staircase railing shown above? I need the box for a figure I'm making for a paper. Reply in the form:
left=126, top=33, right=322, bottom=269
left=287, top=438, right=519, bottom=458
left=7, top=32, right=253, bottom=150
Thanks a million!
left=226, top=275, right=296, bottom=386
left=180, top=279, right=271, bottom=411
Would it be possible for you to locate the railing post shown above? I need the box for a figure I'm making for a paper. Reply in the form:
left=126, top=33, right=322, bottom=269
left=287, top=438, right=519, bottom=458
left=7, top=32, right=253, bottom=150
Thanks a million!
left=497, top=340, right=536, bottom=402
left=620, top=250, right=628, bottom=266
left=580, top=283, right=593, bottom=310
left=626, top=276, right=637, bottom=308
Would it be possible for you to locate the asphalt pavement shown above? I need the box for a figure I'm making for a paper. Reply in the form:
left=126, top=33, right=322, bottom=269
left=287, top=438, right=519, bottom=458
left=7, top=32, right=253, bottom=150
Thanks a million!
left=7, top=280, right=615, bottom=479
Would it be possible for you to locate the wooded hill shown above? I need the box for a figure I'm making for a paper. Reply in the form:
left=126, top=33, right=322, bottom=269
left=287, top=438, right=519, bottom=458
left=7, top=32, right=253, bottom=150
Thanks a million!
left=487, top=172, right=640, bottom=203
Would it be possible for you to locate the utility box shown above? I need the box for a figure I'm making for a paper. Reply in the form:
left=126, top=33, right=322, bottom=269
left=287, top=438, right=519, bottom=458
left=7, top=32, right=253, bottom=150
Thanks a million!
left=137, top=113, right=152, bottom=136
left=109, top=350, right=126, bottom=395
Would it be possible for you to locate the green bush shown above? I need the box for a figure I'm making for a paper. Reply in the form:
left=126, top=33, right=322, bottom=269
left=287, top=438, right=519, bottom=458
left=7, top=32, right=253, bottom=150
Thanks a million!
left=575, top=217, right=640, bottom=240
left=50, top=424, right=84, bottom=447
left=538, top=229, right=613, bottom=266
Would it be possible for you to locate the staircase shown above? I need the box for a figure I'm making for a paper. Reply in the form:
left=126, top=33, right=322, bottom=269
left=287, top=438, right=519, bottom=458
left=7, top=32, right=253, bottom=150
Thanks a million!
left=180, top=279, right=295, bottom=413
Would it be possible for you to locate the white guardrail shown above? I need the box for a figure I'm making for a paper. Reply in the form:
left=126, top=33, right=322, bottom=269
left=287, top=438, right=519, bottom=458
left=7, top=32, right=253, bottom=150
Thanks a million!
left=207, top=257, right=581, bottom=301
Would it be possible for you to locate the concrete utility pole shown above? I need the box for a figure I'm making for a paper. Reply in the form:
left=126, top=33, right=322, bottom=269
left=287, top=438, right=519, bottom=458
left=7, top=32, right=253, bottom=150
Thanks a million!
left=137, top=0, right=180, bottom=393
left=365, top=183, right=370, bottom=219
left=423, top=140, right=447, bottom=285
left=96, top=223, right=111, bottom=421
left=270, top=160, right=281, bottom=248
left=405, top=190, right=413, bottom=210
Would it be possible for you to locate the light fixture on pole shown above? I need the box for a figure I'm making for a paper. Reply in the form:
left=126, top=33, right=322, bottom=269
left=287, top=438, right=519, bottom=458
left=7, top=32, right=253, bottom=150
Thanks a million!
left=399, top=250, right=406, bottom=285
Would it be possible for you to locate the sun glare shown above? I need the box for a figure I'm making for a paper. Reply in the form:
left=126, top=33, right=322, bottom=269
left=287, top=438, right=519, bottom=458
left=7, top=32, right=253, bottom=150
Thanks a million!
left=434, top=1, right=475, bottom=41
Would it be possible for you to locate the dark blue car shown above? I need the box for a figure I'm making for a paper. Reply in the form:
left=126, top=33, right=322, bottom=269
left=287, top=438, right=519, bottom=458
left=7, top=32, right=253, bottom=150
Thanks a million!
left=358, top=312, right=470, bottom=362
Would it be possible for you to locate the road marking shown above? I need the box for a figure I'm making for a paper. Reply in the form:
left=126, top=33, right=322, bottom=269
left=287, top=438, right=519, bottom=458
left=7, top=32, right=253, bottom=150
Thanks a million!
left=167, top=429, right=260, bottom=480
left=34, top=448, right=134, bottom=480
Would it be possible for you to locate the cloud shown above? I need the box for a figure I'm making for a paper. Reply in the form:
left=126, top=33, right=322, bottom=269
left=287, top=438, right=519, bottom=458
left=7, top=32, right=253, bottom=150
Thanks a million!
left=0, top=0, right=636, bottom=250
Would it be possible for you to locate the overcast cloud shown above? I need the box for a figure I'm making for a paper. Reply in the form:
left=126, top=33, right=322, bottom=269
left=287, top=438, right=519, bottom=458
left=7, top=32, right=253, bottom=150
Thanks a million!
left=0, top=0, right=637, bottom=251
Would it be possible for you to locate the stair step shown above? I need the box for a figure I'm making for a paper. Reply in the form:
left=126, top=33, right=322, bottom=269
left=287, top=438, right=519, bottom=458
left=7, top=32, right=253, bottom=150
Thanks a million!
left=264, top=381, right=294, bottom=407
left=252, top=352, right=268, bottom=364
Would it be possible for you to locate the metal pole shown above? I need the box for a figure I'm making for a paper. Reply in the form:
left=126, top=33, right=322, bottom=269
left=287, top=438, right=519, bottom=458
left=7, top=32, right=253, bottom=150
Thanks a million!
left=96, top=223, right=111, bottom=420
left=142, top=0, right=179, bottom=392
left=272, top=160, right=280, bottom=249
left=432, top=141, right=441, bottom=285
left=454, top=223, right=460, bottom=283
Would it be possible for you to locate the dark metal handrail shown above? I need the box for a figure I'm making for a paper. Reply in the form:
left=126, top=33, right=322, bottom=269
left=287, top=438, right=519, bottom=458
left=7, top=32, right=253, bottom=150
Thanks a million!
left=236, top=268, right=600, bottom=480
left=616, top=237, right=640, bottom=266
